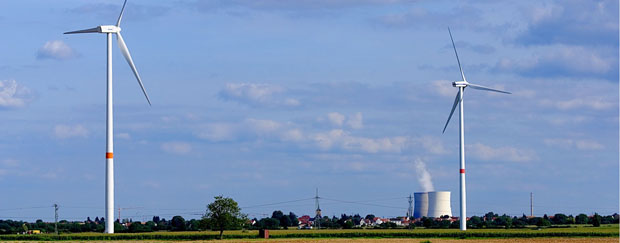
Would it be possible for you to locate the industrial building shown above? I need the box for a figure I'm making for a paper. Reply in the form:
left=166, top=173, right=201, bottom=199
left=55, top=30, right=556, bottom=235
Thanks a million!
left=413, top=191, right=452, bottom=218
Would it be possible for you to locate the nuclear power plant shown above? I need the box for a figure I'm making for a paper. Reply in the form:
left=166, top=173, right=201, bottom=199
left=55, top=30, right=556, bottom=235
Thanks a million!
left=413, top=191, right=452, bottom=218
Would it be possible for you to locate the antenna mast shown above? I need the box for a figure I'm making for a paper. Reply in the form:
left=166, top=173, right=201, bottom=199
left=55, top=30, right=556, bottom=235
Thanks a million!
left=314, top=188, right=321, bottom=230
left=54, top=204, right=58, bottom=235
left=407, top=194, right=413, bottom=219
left=530, top=192, right=533, bottom=217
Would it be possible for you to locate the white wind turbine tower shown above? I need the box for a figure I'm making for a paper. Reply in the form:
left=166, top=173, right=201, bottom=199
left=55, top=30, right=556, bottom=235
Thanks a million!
left=64, top=0, right=150, bottom=234
left=442, top=28, right=510, bottom=231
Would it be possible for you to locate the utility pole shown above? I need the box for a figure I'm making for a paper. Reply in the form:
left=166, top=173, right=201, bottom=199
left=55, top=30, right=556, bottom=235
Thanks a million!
left=314, top=188, right=321, bottom=230
left=407, top=194, right=413, bottom=219
left=54, top=204, right=58, bottom=235
left=118, top=207, right=142, bottom=223
left=530, top=192, right=533, bottom=217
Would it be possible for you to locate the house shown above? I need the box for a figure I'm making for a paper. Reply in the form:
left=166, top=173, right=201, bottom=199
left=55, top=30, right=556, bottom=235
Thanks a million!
left=297, top=215, right=312, bottom=229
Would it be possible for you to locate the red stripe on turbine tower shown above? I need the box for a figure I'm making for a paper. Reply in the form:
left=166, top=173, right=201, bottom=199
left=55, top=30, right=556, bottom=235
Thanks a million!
left=106, top=153, right=114, bottom=159
left=460, top=169, right=465, bottom=174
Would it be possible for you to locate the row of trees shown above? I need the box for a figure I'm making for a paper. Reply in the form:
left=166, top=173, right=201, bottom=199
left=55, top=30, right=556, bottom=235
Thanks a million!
left=464, top=212, right=616, bottom=229
left=0, top=216, right=200, bottom=234
left=1, top=195, right=617, bottom=235
left=250, top=211, right=618, bottom=230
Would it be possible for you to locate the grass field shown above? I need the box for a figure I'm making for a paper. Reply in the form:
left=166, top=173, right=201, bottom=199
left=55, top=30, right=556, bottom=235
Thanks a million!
left=0, top=225, right=617, bottom=241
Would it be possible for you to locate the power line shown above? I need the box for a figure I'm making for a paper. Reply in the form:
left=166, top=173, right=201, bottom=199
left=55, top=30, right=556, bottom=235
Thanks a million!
left=321, top=197, right=405, bottom=210
left=241, top=197, right=315, bottom=209
left=0, top=206, right=53, bottom=211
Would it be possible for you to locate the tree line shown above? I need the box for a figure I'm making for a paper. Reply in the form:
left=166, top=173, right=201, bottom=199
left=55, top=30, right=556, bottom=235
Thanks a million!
left=0, top=195, right=617, bottom=234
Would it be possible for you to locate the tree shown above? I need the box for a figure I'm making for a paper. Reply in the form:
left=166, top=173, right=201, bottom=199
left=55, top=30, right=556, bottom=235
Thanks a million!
left=575, top=214, right=588, bottom=224
left=271, top=211, right=284, bottom=220
left=365, top=214, right=376, bottom=220
left=536, top=217, right=551, bottom=227
left=422, top=217, right=433, bottom=228
left=171, top=216, right=187, bottom=231
left=592, top=213, right=601, bottom=227
left=257, top=218, right=280, bottom=229
left=128, top=221, right=151, bottom=233
left=202, top=195, right=247, bottom=239
left=484, top=212, right=497, bottom=221
left=352, top=214, right=362, bottom=226
left=289, top=212, right=299, bottom=227
left=552, top=214, right=568, bottom=225
left=468, top=216, right=483, bottom=228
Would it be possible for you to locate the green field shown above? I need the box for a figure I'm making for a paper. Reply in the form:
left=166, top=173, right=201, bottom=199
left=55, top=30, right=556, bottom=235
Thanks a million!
left=0, top=225, right=617, bottom=241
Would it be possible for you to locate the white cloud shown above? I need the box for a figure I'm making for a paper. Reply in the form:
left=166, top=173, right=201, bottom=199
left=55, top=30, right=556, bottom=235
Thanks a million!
left=540, top=97, right=615, bottom=110
left=411, top=136, right=447, bottom=155
left=219, top=83, right=299, bottom=107
left=116, top=133, right=131, bottom=140
left=347, top=112, right=363, bottom=129
left=494, top=45, right=616, bottom=80
left=468, top=143, right=536, bottom=162
left=311, top=129, right=407, bottom=153
left=196, top=123, right=237, bottom=142
left=161, top=141, right=192, bottom=155
left=141, top=180, right=161, bottom=189
left=0, top=159, right=19, bottom=167
left=37, top=40, right=78, bottom=60
left=246, top=118, right=281, bottom=134
left=575, top=140, right=604, bottom=150
left=327, top=112, right=346, bottom=126
left=323, top=112, right=363, bottom=129
left=280, top=129, right=304, bottom=142
left=284, top=98, right=300, bottom=106
left=432, top=80, right=456, bottom=97
left=195, top=117, right=444, bottom=155
left=54, top=124, right=89, bottom=139
left=544, top=138, right=604, bottom=150
left=0, top=80, right=32, bottom=108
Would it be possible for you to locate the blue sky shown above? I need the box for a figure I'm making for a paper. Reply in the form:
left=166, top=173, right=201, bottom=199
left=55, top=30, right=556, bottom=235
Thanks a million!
left=0, top=0, right=617, bottom=222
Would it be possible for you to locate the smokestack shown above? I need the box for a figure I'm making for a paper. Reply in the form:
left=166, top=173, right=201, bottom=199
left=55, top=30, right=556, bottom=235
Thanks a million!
left=427, top=191, right=452, bottom=218
left=413, top=192, right=429, bottom=218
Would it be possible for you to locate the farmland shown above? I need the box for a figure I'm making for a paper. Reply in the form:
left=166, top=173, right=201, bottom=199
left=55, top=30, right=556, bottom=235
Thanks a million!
left=0, top=224, right=617, bottom=241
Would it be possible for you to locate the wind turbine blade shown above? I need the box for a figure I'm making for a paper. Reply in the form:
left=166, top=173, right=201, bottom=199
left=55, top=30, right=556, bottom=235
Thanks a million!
left=442, top=91, right=462, bottom=133
left=116, top=0, right=128, bottom=27
left=468, top=83, right=511, bottom=94
left=448, top=27, right=466, bottom=82
left=116, top=32, right=151, bottom=105
left=64, top=27, right=100, bottom=34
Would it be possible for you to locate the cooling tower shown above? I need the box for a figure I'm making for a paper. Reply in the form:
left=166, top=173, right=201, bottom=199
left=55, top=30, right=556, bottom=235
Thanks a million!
left=427, top=191, right=452, bottom=218
left=413, top=192, right=428, bottom=218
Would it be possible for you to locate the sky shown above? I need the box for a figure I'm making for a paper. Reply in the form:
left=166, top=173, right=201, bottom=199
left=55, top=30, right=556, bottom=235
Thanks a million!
left=0, top=0, right=617, bottom=222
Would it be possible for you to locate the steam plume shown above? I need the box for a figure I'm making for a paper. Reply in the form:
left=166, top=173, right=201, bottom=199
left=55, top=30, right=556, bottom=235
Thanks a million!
left=414, top=158, right=434, bottom=192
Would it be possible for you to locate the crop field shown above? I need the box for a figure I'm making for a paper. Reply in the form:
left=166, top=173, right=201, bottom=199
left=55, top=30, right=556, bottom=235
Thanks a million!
left=0, top=225, right=617, bottom=241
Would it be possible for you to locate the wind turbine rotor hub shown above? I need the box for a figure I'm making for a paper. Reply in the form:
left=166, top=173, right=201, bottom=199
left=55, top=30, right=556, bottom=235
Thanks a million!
left=453, top=81, right=468, bottom=87
left=99, top=25, right=121, bottom=33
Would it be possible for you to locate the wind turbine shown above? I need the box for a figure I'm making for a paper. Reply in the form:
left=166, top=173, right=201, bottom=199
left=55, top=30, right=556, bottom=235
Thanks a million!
left=442, top=28, right=510, bottom=231
left=64, top=0, right=150, bottom=234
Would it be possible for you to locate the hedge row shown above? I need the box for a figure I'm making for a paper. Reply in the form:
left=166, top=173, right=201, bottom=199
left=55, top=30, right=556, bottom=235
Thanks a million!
left=0, top=230, right=616, bottom=241
left=269, top=231, right=617, bottom=239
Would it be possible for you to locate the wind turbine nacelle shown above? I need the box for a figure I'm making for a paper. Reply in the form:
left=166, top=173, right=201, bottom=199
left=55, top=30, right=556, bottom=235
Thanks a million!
left=452, top=81, right=468, bottom=87
left=99, top=25, right=121, bottom=33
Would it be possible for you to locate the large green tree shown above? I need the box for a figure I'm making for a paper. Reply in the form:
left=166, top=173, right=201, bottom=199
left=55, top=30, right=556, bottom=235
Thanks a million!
left=202, top=196, right=247, bottom=239
left=170, top=216, right=187, bottom=231
left=575, top=214, right=588, bottom=224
